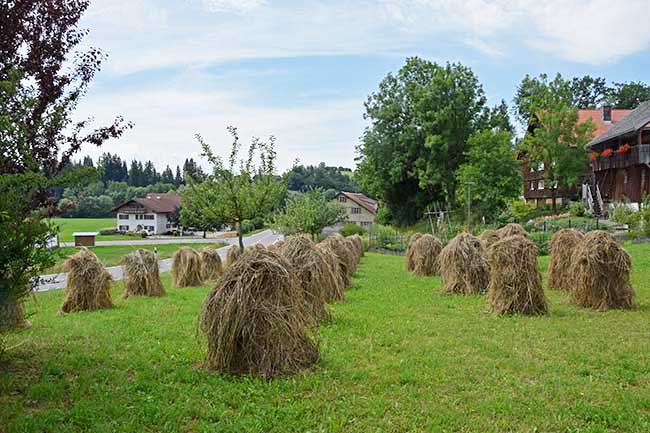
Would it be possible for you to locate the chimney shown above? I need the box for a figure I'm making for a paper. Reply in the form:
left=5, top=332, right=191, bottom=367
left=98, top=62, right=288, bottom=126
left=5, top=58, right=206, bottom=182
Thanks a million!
left=602, top=104, right=612, bottom=123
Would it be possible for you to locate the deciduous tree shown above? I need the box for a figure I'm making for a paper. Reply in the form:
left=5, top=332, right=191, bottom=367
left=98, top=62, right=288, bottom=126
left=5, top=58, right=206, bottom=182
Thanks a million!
left=272, top=189, right=346, bottom=240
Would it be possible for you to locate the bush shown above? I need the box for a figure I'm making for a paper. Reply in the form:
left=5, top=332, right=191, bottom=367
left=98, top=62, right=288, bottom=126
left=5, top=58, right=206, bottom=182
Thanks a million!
left=340, top=223, right=366, bottom=237
left=569, top=201, right=586, bottom=217
left=509, top=200, right=537, bottom=223
left=610, top=203, right=635, bottom=225
left=99, top=228, right=120, bottom=236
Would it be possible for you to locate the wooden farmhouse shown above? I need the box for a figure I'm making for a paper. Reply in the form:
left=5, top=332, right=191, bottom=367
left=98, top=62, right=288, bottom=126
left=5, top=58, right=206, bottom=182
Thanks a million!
left=333, top=191, right=378, bottom=227
left=586, top=101, right=650, bottom=210
left=112, top=193, right=181, bottom=235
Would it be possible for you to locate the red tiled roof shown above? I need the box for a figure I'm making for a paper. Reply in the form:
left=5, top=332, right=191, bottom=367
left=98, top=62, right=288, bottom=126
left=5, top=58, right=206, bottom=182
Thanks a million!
left=112, top=193, right=181, bottom=213
left=339, top=191, right=378, bottom=215
left=578, top=108, right=632, bottom=138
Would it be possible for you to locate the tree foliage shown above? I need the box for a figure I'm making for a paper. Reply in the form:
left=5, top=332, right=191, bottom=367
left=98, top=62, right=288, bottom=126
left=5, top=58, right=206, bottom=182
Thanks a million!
left=182, top=126, right=286, bottom=251
left=456, top=130, right=522, bottom=222
left=287, top=163, right=358, bottom=195
left=356, top=57, right=499, bottom=226
left=272, top=189, right=346, bottom=239
left=0, top=0, right=130, bottom=323
left=517, top=76, right=596, bottom=210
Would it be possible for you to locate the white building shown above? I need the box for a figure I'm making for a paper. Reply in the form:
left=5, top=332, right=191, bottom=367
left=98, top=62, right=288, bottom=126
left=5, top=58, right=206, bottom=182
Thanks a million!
left=112, top=193, right=181, bottom=235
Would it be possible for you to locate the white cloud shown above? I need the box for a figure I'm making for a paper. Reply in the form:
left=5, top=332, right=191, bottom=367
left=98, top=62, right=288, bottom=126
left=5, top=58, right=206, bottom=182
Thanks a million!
left=199, top=0, right=266, bottom=14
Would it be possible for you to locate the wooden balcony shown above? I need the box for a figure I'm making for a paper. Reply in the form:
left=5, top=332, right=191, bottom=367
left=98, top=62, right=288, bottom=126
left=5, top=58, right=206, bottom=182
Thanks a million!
left=591, top=144, right=650, bottom=172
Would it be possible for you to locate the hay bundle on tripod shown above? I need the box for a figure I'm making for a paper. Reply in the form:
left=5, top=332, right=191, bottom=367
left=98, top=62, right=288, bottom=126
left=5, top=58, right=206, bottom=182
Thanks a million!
left=496, top=223, right=528, bottom=239
left=547, top=229, right=584, bottom=291
left=438, top=233, right=489, bottom=295
left=171, top=247, right=203, bottom=288
left=323, top=236, right=354, bottom=288
left=122, top=249, right=165, bottom=298
left=200, top=247, right=223, bottom=282
left=279, top=236, right=330, bottom=321
left=267, top=240, right=285, bottom=252
left=60, top=248, right=113, bottom=313
left=479, top=229, right=500, bottom=249
left=569, top=231, right=634, bottom=310
left=315, top=242, right=345, bottom=301
left=405, top=232, right=424, bottom=272
left=487, top=235, right=547, bottom=315
left=411, top=234, right=442, bottom=276
left=349, top=234, right=364, bottom=258
left=225, top=244, right=242, bottom=267
left=199, top=247, right=319, bottom=378
left=343, top=236, right=360, bottom=272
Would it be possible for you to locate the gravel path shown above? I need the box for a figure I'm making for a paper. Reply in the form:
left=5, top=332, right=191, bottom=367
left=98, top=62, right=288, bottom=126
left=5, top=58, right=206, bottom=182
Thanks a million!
left=36, top=230, right=283, bottom=292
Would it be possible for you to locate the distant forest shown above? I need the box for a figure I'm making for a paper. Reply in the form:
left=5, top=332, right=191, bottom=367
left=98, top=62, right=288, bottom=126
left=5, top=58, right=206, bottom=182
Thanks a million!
left=58, top=154, right=359, bottom=218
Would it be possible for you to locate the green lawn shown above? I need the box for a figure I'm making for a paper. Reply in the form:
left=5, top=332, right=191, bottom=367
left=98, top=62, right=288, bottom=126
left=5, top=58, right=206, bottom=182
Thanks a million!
left=47, top=243, right=226, bottom=273
left=51, top=218, right=131, bottom=242
left=3, top=245, right=650, bottom=432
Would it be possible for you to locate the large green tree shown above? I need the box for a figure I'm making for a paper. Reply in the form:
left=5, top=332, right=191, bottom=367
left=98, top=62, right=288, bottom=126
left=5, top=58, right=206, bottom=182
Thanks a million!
left=456, top=130, right=522, bottom=222
left=609, top=81, right=650, bottom=109
left=356, top=57, right=492, bottom=225
left=272, top=189, right=346, bottom=240
left=517, top=76, right=596, bottom=211
left=182, top=126, right=286, bottom=252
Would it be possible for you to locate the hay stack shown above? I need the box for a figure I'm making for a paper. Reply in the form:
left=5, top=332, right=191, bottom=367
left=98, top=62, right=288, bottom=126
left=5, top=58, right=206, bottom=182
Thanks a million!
left=343, top=236, right=360, bottom=272
left=171, top=247, right=203, bottom=288
left=199, top=247, right=319, bottom=378
left=267, top=240, right=285, bottom=252
left=496, top=223, right=528, bottom=239
left=122, top=249, right=165, bottom=298
left=315, top=242, right=345, bottom=302
left=349, top=234, right=364, bottom=258
left=547, top=229, right=584, bottom=291
left=60, top=248, right=113, bottom=313
left=411, top=234, right=442, bottom=276
left=438, top=233, right=489, bottom=295
left=487, top=235, right=547, bottom=315
left=479, top=229, right=500, bottom=249
left=323, top=236, right=354, bottom=288
left=200, top=247, right=223, bottom=282
left=225, top=245, right=243, bottom=267
left=405, top=232, right=424, bottom=272
left=278, top=236, right=330, bottom=321
left=569, top=231, right=634, bottom=310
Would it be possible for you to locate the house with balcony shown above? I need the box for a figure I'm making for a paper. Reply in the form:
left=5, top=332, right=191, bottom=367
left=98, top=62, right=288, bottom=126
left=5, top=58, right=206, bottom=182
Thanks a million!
left=521, top=105, right=633, bottom=207
left=586, top=101, right=650, bottom=209
left=112, top=193, right=181, bottom=235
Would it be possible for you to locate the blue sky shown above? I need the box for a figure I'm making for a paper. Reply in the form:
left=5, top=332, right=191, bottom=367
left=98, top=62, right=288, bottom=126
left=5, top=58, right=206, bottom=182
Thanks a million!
left=76, top=0, right=650, bottom=172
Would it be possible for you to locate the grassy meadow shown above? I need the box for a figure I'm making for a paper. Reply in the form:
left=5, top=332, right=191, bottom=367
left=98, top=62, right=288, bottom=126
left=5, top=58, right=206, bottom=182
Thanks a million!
left=46, top=243, right=225, bottom=274
left=51, top=218, right=128, bottom=242
left=2, top=245, right=650, bottom=432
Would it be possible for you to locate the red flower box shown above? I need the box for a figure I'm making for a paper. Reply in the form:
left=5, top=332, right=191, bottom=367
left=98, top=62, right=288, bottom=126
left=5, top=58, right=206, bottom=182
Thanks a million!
left=589, top=152, right=598, bottom=161
left=616, top=144, right=631, bottom=154
left=601, top=148, right=613, bottom=157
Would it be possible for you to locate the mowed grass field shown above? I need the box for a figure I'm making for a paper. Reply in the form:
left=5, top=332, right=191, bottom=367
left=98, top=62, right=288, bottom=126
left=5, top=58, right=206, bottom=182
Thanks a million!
left=3, top=245, right=650, bottom=432
left=46, top=243, right=224, bottom=273
left=51, top=218, right=129, bottom=242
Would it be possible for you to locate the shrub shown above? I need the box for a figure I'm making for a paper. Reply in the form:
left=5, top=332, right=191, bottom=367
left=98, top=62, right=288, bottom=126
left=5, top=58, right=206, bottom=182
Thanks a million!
left=340, top=223, right=366, bottom=237
left=509, top=200, right=536, bottom=223
left=99, top=228, right=120, bottom=236
left=569, top=201, right=586, bottom=217
left=610, top=202, right=635, bottom=225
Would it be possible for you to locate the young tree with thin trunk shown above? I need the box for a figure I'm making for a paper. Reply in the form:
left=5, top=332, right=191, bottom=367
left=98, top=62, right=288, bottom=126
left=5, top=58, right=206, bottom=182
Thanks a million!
left=183, top=127, right=286, bottom=252
left=272, top=189, right=347, bottom=240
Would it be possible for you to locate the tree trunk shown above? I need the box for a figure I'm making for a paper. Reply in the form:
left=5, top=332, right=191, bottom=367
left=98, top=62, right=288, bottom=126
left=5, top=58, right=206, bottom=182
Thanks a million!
left=551, top=187, right=557, bottom=213
left=0, top=301, right=28, bottom=330
left=238, top=222, right=244, bottom=253
left=203, top=230, right=206, bottom=239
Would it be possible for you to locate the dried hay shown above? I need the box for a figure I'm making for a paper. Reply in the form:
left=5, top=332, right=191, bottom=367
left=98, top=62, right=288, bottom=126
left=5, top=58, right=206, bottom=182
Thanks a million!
left=405, top=232, right=424, bottom=272
left=487, top=235, right=547, bottom=315
left=569, top=230, right=634, bottom=310
left=496, top=223, right=528, bottom=239
left=200, top=247, right=224, bottom=282
left=479, top=229, right=501, bottom=249
left=171, top=247, right=203, bottom=288
left=122, top=249, right=165, bottom=298
left=60, top=248, right=113, bottom=313
left=438, top=233, right=489, bottom=295
left=314, top=242, right=345, bottom=302
left=267, top=240, right=285, bottom=252
left=278, top=236, right=330, bottom=321
left=320, top=237, right=352, bottom=289
left=199, top=247, right=319, bottom=378
left=343, top=237, right=360, bottom=272
left=411, top=234, right=442, bottom=276
left=547, top=229, right=584, bottom=291
left=349, top=234, right=364, bottom=258
left=225, top=244, right=243, bottom=267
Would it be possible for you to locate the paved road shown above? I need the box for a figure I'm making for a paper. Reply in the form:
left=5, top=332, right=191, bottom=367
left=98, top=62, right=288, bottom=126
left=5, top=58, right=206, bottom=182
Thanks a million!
left=59, top=234, right=234, bottom=248
left=36, top=230, right=283, bottom=292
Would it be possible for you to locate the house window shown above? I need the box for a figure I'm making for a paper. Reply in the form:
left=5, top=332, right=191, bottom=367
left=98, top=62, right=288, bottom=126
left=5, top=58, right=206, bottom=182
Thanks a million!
left=118, top=225, right=129, bottom=231
left=338, top=196, right=347, bottom=202
left=118, top=214, right=129, bottom=220
left=144, top=214, right=154, bottom=220
left=624, top=170, right=629, bottom=184
left=136, top=214, right=155, bottom=220
left=145, top=225, right=155, bottom=232
left=361, top=221, right=371, bottom=227
left=135, top=214, right=144, bottom=220
left=351, top=207, right=361, bottom=214
left=538, top=180, right=545, bottom=190
left=530, top=182, right=535, bottom=191
left=538, top=162, right=545, bottom=171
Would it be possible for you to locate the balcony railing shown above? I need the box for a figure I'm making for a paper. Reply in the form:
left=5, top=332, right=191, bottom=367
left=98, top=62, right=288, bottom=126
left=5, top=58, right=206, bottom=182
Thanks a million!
left=591, top=144, right=650, bottom=171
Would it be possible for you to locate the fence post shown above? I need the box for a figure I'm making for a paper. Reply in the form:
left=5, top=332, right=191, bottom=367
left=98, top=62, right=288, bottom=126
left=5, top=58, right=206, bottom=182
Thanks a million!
left=543, top=220, right=547, bottom=232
